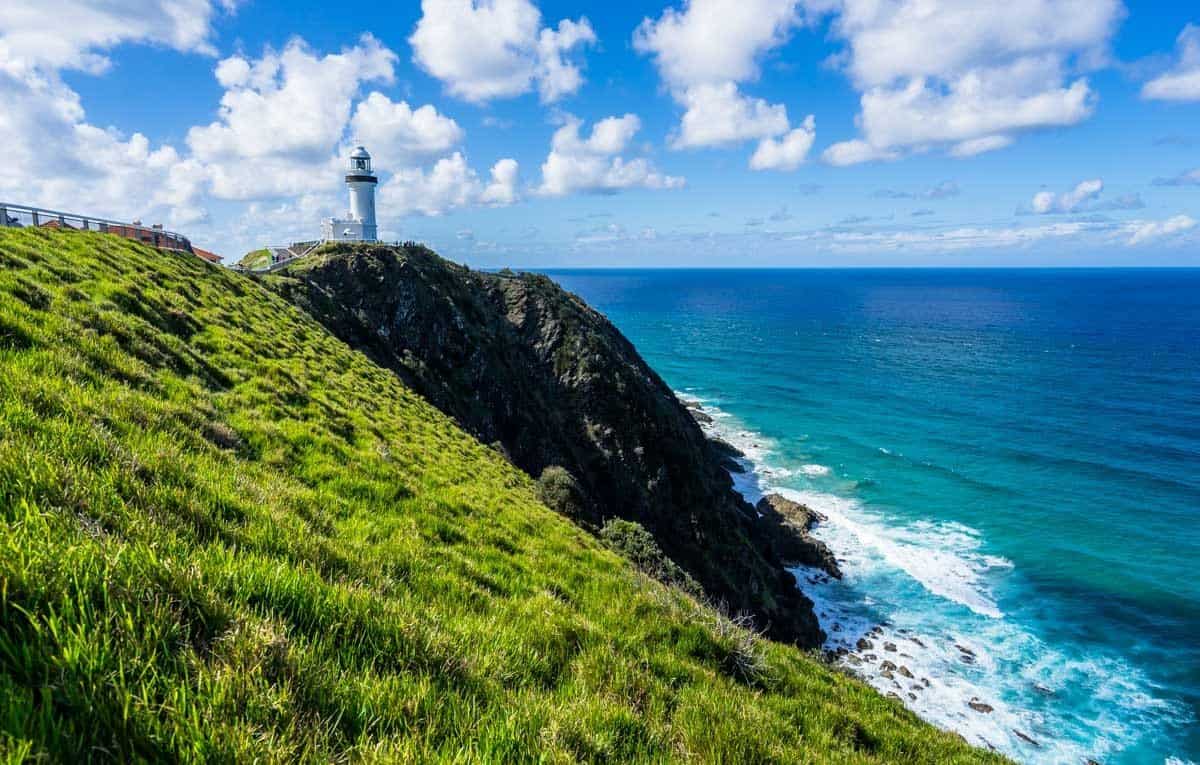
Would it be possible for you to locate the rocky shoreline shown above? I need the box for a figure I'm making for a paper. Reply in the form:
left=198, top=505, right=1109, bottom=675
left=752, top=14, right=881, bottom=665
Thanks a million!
left=679, top=397, right=1052, bottom=755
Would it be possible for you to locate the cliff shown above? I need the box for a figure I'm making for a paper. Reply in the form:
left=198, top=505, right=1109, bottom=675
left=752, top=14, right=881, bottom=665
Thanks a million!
left=266, top=242, right=828, bottom=647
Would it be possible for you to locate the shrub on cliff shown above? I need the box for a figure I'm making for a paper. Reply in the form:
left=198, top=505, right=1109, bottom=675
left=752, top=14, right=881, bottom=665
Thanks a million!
left=537, top=465, right=589, bottom=523
left=600, top=518, right=705, bottom=599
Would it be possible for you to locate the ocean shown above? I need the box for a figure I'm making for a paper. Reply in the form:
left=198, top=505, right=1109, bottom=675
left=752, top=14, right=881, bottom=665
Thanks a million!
left=544, top=269, right=1200, bottom=765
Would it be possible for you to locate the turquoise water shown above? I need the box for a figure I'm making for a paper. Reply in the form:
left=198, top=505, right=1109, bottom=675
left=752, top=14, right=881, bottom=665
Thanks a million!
left=545, top=269, right=1199, bottom=764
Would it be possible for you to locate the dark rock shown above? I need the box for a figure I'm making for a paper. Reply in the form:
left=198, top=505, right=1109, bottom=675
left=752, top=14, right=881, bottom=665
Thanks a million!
left=708, top=437, right=748, bottom=474
left=684, top=403, right=714, bottom=425
left=883, top=642, right=897, bottom=652
left=1012, top=729, right=1040, bottom=747
left=754, top=493, right=842, bottom=579
left=880, top=660, right=897, bottom=671
left=856, top=638, right=874, bottom=651
left=898, top=665, right=914, bottom=679
left=967, top=700, right=994, bottom=714
left=267, top=243, right=825, bottom=647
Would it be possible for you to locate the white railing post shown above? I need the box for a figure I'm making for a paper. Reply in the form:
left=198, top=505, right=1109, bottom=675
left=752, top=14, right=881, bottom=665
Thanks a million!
left=31, top=210, right=39, bottom=226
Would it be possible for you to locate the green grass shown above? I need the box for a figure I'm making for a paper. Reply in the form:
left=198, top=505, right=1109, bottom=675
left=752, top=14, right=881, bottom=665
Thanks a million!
left=0, top=228, right=1006, bottom=763
left=236, top=248, right=271, bottom=270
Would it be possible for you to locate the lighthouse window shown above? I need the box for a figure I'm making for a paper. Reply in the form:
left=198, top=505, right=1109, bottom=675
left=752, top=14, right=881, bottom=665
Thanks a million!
left=355, top=158, right=367, bottom=170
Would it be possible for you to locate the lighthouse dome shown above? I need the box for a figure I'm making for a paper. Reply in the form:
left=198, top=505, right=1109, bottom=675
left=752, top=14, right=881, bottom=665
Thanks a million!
left=350, top=146, right=371, bottom=160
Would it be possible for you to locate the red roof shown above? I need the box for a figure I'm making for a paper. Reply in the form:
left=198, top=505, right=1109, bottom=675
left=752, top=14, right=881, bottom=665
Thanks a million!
left=192, top=247, right=223, bottom=264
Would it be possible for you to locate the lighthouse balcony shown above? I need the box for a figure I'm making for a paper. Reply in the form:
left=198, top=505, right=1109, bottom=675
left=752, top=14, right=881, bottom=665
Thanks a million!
left=321, top=217, right=378, bottom=243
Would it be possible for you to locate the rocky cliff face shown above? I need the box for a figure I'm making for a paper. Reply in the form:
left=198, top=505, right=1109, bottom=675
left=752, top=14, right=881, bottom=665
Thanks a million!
left=267, top=243, right=827, bottom=647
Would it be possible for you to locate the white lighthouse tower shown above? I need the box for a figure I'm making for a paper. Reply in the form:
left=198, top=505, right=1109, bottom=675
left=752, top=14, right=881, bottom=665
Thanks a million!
left=321, top=146, right=379, bottom=242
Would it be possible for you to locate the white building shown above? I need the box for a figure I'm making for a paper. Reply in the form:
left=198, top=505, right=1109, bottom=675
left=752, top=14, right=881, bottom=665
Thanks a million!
left=321, top=146, right=378, bottom=242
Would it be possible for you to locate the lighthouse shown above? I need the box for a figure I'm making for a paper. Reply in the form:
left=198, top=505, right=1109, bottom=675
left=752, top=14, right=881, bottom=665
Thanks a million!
left=321, top=146, right=379, bottom=242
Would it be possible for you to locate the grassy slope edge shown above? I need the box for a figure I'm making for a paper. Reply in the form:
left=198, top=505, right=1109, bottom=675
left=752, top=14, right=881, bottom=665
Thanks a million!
left=0, top=229, right=1004, bottom=763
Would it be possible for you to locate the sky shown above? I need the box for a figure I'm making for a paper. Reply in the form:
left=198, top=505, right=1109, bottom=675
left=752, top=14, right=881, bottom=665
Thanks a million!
left=1, top=0, right=1198, bottom=267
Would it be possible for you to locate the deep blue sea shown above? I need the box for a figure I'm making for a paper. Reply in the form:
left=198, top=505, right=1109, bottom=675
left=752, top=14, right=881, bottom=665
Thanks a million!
left=545, top=269, right=1200, bottom=765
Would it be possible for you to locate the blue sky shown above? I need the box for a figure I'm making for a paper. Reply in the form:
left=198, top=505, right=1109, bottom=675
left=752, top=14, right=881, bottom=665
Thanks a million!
left=1, top=0, right=1198, bottom=266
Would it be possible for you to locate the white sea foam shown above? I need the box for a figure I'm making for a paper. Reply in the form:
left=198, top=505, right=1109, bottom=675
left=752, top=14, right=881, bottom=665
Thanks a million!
left=782, top=488, right=1006, bottom=618
left=679, top=390, right=1193, bottom=764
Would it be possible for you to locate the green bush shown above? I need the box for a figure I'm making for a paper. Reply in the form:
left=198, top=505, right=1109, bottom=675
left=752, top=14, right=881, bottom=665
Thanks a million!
left=600, top=519, right=705, bottom=599
left=537, top=465, right=588, bottom=522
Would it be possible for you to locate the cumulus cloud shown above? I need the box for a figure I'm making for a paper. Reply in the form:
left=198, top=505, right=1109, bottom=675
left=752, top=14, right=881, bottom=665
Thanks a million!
left=1028, top=178, right=1143, bottom=214
left=481, top=158, right=520, bottom=205
left=349, top=92, right=464, bottom=162
left=1031, top=179, right=1103, bottom=214
left=634, top=0, right=816, bottom=168
left=0, top=0, right=234, bottom=224
left=538, top=115, right=685, bottom=196
left=409, top=0, right=595, bottom=103
left=750, top=116, right=817, bottom=170
left=1142, top=24, right=1200, bottom=102
left=673, top=82, right=789, bottom=148
left=0, top=0, right=233, bottom=76
left=188, top=36, right=395, bottom=181
left=813, top=0, right=1123, bottom=164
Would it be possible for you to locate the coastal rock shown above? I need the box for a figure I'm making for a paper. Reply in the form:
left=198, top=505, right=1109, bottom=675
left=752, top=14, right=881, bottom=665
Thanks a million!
left=682, top=400, right=715, bottom=425
left=267, top=243, right=825, bottom=648
left=856, top=638, right=874, bottom=651
left=967, top=700, right=994, bottom=714
left=708, top=437, right=748, bottom=474
left=754, top=493, right=843, bottom=579
left=1013, top=729, right=1040, bottom=747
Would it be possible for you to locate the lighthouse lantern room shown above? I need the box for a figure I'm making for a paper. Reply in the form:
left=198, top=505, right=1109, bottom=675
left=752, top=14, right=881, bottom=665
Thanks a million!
left=322, top=146, right=379, bottom=242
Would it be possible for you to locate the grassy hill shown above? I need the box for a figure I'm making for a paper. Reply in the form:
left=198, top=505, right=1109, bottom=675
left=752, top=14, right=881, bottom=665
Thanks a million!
left=0, top=228, right=1005, bottom=763
left=235, top=248, right=271, bottom=270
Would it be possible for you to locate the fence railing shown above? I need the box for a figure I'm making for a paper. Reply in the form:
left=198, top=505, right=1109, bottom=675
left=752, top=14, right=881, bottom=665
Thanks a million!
left=0, top=202, right=192, bottom=253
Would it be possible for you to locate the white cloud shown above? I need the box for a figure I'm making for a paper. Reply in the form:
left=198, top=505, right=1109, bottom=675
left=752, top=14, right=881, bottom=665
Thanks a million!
left=1031, top=178, right=1103, bottom=214
left=1125, top=215, right=1196, bottom=245
left=635, top=0, right=815, bottom=164
left=1142, top=24, right=1200, bottom=102
left=0, top=0, right=237, bottom=225
left=380, top=153, right=521, bottom=216
left=822, top=139, right=898, bottom=166
left=409, top=0, right=595, bottom=103
left=538, top=115, right=685, bottom=196
left=0, top=0, right=233, bottom=76
left=535, top=19, right=598, bottom=102
left=812, top=0, right=1123, bottom=163
left=349, top=92, right=464, bottom=162
left=750, top=115, right=816, bottom=170
left=188, top=36, right=395, bottom=168
left=481, top=158, right=520, bottom=205
left=633, top=0, right=799, bottom=89
left=384, top=152, right=481, bottom=216
left=673, top=82, right=790, bottom=148
left=1027, top=178, right=1143, bottom=214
